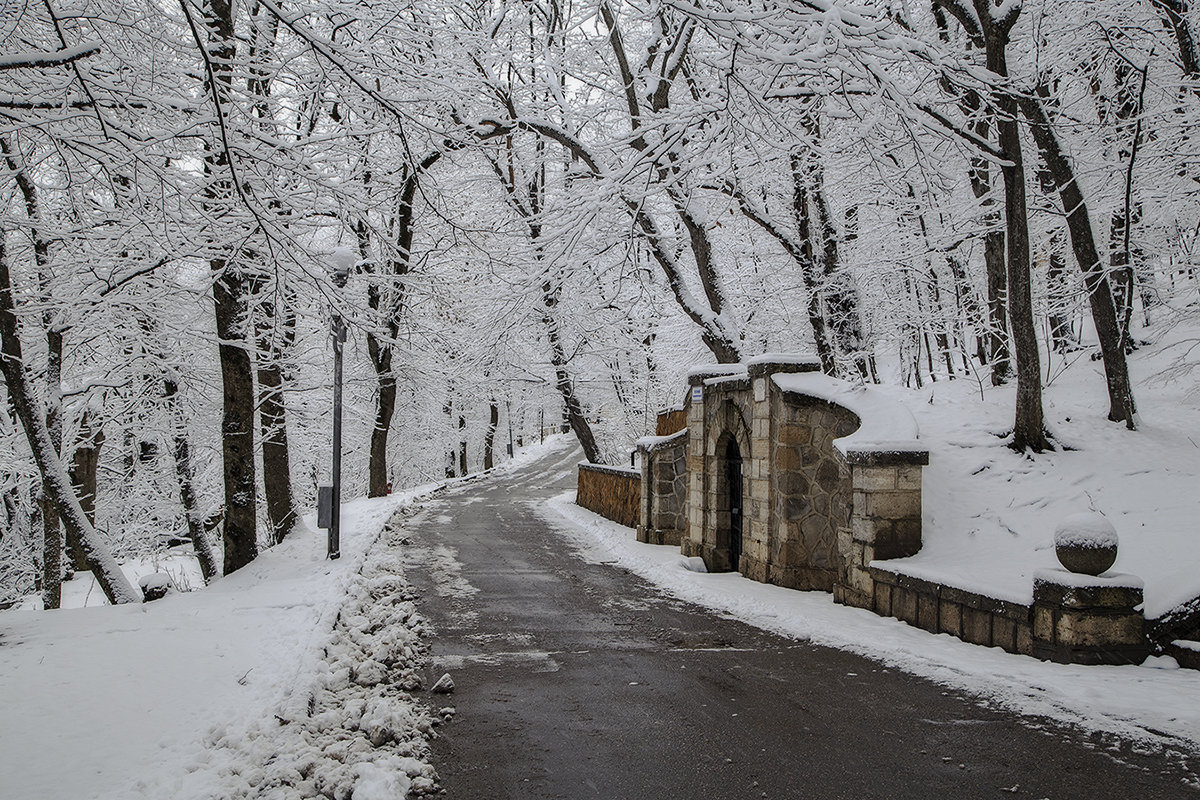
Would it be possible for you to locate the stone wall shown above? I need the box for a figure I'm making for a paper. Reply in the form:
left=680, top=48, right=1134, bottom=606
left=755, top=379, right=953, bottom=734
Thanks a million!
left=577, top=463, right=640, bottom=529
left=868, top=566, right=1150, bottom=665
left=656, top=408, right=688, bottom=437
left=637, top=430, right=688, bottom=545
left=869, top=567, right=1034, bottom=655
left=759, top=392, right=857, bottom=591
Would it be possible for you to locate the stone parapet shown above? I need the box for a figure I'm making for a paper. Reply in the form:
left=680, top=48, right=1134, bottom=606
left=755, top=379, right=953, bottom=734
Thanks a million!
left=636, top=430, right=688, bottom=546
left=869, top=567, right=1034, bottom=655
left=1032, top=569, right=1148, bottom=665
left=577, top=463, right=640, bottom=529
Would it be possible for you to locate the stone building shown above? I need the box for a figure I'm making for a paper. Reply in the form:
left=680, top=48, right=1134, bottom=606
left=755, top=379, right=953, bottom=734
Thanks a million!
left=637, top=356, right=929, bottom=610
left=630, top=356, right=1155, bottom=666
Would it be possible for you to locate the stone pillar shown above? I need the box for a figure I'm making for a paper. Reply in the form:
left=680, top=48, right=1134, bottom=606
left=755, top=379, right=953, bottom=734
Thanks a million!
left=835, top=454, right=927, bottom=610
left=682, top=372, right=710, bottom=561
left=745, top=358, right=820, bottom=586
left=1032, top=570, right=1147, bottom=665
left=637, top=442, right=652, bottom=544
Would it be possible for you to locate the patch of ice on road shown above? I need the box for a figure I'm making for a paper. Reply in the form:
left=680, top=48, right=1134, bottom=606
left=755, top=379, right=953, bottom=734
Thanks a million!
left=539, top=491, right=1200, bottom=758
left=413, top=543, right=479, bottom=601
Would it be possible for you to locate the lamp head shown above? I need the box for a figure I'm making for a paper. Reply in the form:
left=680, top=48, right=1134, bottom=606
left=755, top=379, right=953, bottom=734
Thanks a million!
left=329, top=246, right=356, bottom=288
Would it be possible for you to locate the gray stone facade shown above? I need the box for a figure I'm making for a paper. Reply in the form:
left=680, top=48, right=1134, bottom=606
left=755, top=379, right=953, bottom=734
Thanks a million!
left=663, top=357, right=929, bottom=598
left=636, top=431, right=688, bottom=546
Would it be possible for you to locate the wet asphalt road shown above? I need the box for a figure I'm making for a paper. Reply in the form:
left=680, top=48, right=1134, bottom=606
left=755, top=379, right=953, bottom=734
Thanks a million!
left=399, top=442, right=1198, bottom=800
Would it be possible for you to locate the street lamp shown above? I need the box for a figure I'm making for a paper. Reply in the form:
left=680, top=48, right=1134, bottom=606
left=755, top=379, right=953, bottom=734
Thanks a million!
left=327, top=245, right=355, bottom=560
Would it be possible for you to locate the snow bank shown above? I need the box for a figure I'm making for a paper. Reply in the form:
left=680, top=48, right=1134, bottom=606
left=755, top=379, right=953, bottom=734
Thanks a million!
left=0, top=486, right=432, bottom=800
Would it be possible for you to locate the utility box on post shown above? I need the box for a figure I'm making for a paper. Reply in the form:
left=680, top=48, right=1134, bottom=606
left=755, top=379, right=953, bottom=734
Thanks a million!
left=317, top=484, right=333, bottom=529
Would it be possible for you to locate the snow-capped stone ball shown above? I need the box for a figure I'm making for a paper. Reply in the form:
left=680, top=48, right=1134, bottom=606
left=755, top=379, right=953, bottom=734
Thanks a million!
left=1054, top=512, right=1118, bottom=575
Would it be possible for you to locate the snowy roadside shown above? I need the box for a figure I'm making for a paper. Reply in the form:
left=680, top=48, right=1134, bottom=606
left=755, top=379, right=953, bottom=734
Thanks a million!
left=0, top=437, right=563, bottom=800
left=540, top=491, right=1200, bottom=763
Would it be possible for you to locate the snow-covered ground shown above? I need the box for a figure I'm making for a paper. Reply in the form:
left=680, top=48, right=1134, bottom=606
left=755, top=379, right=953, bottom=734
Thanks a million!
left=876, top=320, right=1200, bottom=618
left=0, top=439, right=563, bottom=800
left=542, top=492, right=1200, bottom=762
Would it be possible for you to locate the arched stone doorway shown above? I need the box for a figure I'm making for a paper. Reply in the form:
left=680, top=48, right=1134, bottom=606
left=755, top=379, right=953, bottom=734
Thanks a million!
left=713, top=428, right=747, bottom=573
left=723, top=437, right=744, bottom=571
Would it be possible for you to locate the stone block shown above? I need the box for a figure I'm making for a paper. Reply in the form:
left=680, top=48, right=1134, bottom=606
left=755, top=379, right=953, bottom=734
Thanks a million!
left=918, top=593, right=939, bottom=633
left=866, top=566, right=897, bottom=586
left=1033, top=580, right=1143, bottom=611
left=897, top=466, right=922, bottom=491
left=875, top=519, right=921, bottom=561
left=963, top=608, right=992, bottom=646
left=939, top=601, right=962, bottom=638
left=1055, top=611, right=1144, bottom=649
left=852, top=467, right=897, bottom=492
left=874, top=582, right=893, bottom=616
left=851, top=516, right=877, bottom=545
left=1016, top=623, right=1033, bottom=656
left=852, top=566, right=875, bottom=596
left=776, top=446, right=801, bottom=471
left=1033, top=605, right=1054, bottom=642
left=992, top=617, right=1017, bottom=653
left=837, top=527, right=853, bottom=558
left=866, top=490, right=921, bottom=521
left=893, top=586, right=918, bottom=625
left=779, top=425, right=811, bottom=446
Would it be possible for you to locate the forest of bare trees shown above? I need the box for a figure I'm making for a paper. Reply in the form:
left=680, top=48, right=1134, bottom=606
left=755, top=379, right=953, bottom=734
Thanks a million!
left=2, top=0, right=1198, bottom=604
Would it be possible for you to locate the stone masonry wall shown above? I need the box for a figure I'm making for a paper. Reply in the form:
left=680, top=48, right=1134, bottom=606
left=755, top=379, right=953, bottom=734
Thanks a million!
left=752, top=392, right=857, bottom=591
left=577, top=463, right=640, bottom=529
left=638, top=431, right=688, bottom=545
left=869, top=566, right=1034, bottom=655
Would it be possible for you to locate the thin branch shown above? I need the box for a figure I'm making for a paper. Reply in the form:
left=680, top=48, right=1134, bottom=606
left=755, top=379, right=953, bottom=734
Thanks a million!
left=0, top=43, right=100, bottom=71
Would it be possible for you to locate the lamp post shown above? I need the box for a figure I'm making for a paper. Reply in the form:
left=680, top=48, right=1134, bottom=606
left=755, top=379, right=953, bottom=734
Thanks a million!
left=327, top=246, right=355, bottom=560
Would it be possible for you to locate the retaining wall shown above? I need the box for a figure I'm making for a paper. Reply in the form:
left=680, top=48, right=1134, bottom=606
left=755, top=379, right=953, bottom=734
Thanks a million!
left=577, top=463, right=641, bottom=529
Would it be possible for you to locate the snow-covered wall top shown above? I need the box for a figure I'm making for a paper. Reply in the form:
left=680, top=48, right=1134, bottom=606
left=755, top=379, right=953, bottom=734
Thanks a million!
left=577, top=461, right=639, bottom=477
left=635, top=429, right=688, bottom=451
left=687, top=364, right=747, bottom=380
left=772, top=373, right=928, bottom=465
left=746, top=353, right=823, bottom=369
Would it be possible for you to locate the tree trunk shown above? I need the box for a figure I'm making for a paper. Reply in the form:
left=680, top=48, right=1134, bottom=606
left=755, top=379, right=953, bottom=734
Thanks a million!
left=484, top=401, right=499, bottom=471
left=543, top=281, right=604, bottom=464
left=213, top=264, right=259, bottom=574
left=970, top=2, right=1048, bottom=451
left=254, top=287, right=298, bottom=545
left=197, top=0, right=259, bottom=573
left=0, top=229, right=138, bottom=605
left=367, top=347, right=396, bottom=496
left=1020, top=89, right=1137, bottom=427
left=163, top=376, right=219, bottom=582
left=68, top=412, right=103, bottom=528
left=961, top=95, right=1010, bottom=381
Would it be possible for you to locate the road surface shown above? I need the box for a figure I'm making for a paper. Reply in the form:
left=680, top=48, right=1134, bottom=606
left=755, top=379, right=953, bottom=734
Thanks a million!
left=401, top=442, right=1198, bottom=799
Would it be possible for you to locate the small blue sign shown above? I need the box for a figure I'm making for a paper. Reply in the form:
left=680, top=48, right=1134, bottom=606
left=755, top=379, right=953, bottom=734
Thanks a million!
left=691, top=386, right=702, bottom=403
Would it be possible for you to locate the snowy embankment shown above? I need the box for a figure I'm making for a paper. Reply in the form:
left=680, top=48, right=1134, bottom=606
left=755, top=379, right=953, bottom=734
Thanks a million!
left=542, top=493, right=1200, bottom=756
left=0, top=439, right=562, bottom=800
left=874, top=321, right=1200, bottom=619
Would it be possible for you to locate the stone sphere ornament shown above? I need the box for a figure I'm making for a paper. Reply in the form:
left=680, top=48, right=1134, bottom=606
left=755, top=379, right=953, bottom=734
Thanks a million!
left=1054, top=512, right=1119, bottom=575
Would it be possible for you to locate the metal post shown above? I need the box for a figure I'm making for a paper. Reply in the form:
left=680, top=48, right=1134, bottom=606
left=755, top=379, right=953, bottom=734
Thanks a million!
left=327, top=247, right=353, bottom=561
left=329, top=313, right=344, bottom=560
